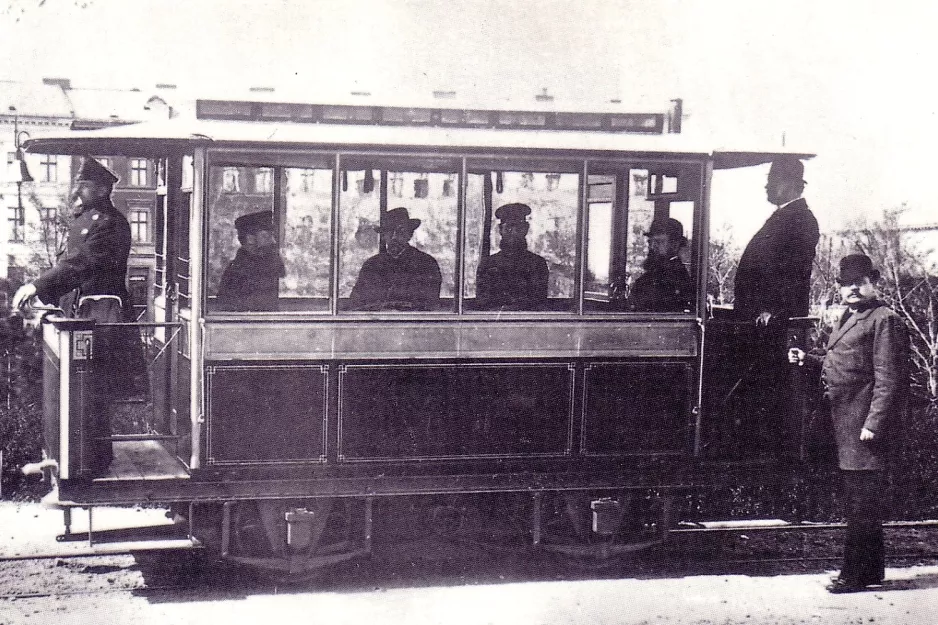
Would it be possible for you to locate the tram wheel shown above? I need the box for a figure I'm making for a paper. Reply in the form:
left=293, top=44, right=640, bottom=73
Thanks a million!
left=224, top=499, right=370, bottom=584
left=540, top=492, right=674, bottom=570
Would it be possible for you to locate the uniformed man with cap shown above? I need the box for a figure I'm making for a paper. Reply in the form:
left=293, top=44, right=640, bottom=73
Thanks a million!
left=13, top=156, right=133, bottom=477
left=216, top=210, right=285, bottom=312
left=475, top=202, right=549, bottom=311
left=349, top=207, right=442, bottom=311
left=628, top=216, right=693, bottom=312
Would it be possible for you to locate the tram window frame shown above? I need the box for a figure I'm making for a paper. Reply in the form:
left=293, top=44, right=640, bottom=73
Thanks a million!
left=204, top=150, right=335, bottom=315
left=337, top=155, right=461, bottom=314
left=583, top=159, right=703, bottom=315
left=463, top=157, right=582, bottom=314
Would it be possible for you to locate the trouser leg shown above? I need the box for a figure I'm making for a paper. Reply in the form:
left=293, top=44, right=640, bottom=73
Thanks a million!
left=841, top=470, right=885, bottom=585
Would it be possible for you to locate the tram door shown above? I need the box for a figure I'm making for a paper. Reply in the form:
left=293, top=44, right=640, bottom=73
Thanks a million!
left=153, top=155, right=192, bottom=466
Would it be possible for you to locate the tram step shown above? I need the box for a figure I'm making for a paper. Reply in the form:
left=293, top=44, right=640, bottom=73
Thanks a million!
left=0, top=537, right=202, bottom=561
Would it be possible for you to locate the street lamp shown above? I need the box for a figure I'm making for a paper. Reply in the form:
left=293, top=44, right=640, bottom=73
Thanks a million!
left=8, top=106, right=34, bottom=240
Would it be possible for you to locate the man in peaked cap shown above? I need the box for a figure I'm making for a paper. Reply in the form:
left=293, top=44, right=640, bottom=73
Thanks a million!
left=216, top=210, right=285, bottom=312
left=789, top=254, right=909, bottom=593
left=13, top=156, right=132, bottom=477
left=475, top=202, right=549, bottom=311
left=628, top=216, right=693, bottom=312
left=349, top=207, right=442, bottom=311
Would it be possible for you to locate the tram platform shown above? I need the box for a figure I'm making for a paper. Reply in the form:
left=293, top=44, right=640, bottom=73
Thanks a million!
left=99, top=440, right=189, bottom=482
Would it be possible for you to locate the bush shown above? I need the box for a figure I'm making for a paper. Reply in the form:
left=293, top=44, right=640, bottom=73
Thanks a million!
left=0, top=313, right=45, bottom=500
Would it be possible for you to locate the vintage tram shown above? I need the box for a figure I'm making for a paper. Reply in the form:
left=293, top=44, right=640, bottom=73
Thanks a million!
left=21, top=95, right=815, bottom=577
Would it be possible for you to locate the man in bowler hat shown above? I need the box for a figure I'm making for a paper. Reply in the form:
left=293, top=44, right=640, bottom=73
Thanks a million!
left=216, top=210, right=285, bottom=312
left=349, top=207, right=442, bottom=311
left=730, top=156, right=820, bottom=456
left=629, top=217, right=693, bottom=312
left=789, top=254, right=909, bottom=593
left=475, top=203, right=549, bottom=311
left=13, top=156, right=133, bottom=477
left=735, top=156, right=819, bottom=325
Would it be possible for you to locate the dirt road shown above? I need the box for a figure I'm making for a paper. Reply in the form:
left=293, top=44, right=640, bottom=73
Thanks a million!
left=2, top=502, right=938, bottom=624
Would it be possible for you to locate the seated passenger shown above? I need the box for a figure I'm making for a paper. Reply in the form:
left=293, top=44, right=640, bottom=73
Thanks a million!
left=628, top=217, right=693, bottom=312
left=349, top=207, right=442, bottom=311
left=216, top=210, right=285, bottom=312
left=475, top=203, right=549, bottom=311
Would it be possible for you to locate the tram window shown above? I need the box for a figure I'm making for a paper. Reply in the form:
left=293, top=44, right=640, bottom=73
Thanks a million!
left=205, top=160, right=333, bottom=313
left=584, top=165, right=699, bottom=314
left=463, top=161, right=579, bottom=312
left=338, top=159, right=458, bottom=312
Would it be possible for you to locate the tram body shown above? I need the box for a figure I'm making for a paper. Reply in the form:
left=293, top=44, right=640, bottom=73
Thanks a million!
left=24, top=97, right=814, bottom=574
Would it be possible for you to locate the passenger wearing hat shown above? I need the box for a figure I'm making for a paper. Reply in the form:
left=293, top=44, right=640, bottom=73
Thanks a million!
left=12, top=156, right=132, bottom=477
left=216, top=210, right=285, bottom=312
left=729, top=156, right=820, bottom=457
left=475, top=203, right=549, bottom=311
left=734, top=156, right=819, bottom=325
left=349, top=207, right=442, bottom=311
left=789, top=254, right=909, bottom=593
left=628, top=216, right=693, bottom=312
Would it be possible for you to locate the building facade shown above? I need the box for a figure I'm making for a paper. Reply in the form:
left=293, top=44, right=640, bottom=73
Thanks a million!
left=1, top=78, right=179, bottom=317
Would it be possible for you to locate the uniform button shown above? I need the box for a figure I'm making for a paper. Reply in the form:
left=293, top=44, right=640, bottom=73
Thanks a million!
left=81, top=228, right=89, bottom=235
left=92, top=213, right=100, bottom=220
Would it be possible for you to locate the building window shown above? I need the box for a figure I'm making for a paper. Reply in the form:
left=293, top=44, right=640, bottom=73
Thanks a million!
left=94, top=156, right=111, bottom=172
left=129, top=207, right=150, bottom=242
left=40, top=154, right=57, bottom=183
left=254, top=168, right=272, bottom=193
left=40, top=206, right=56, bottom=223
left=130, top=158, right=149, bottom=186
left=222, top=167, right=241, bottom=192
left=8, top=205, right=25, bottom=242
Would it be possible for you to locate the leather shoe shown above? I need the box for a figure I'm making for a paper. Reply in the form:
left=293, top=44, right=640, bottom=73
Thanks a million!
left=826, top=577, right=882, bottom=594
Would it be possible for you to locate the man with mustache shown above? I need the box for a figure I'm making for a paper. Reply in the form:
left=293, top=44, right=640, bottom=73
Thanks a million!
left=629, top=217, right=693, bottom=313
left=216, top=210, right=285, bottom=312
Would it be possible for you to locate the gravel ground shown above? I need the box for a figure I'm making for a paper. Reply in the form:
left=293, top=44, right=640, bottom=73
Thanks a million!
left=2, top=501, right=938, bottom=624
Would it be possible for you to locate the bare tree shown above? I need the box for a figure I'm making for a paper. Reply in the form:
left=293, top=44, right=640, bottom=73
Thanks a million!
left=23, top=189, right=70, bottom=274
left=707, top=223, right=739, bottom=305
left=847, top=208, right=938, bottom=403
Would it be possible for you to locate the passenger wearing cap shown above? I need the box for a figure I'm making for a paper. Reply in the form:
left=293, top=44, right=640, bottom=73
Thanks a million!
left=788, top=254, right=909, bottom=594
left=216, top=210, right=286, bottom=312
left=349, top=207, right=442, bottom=311
left=628, top=217, right=693, bottom=312
left=475, top=203, right=549, bottom=311
left=734, top=156, right=819, bottom=326
left=12, top=156, right=133, bottom=477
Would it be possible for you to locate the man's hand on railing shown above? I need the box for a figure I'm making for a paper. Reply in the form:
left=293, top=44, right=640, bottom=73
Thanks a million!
left=11, top=283, right=37, bottom=311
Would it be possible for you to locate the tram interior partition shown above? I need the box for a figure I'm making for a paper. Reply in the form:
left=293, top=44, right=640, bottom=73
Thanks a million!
left=24, top=110, right=817, bottom=570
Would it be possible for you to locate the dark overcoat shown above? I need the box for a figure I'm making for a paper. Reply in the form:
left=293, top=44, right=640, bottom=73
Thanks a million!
left=734, top=198, right=819, bottom=321
left=349, top=245, right=442, bottom=311
left=806, top=301, right=909, bottom=470
left=475, top=249, right=549, bottom=311
left=33, top=197, right=131, bottom=311
left=629, top=256, right=693, bottom=312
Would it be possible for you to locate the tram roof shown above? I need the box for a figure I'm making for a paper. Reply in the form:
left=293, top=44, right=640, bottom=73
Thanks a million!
left=24, top=117, right=814, bottom=170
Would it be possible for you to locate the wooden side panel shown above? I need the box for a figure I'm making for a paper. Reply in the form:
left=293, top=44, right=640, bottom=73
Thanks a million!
left=206, top=365, right=327, bottom=464
left=338, top=362, right=574, bottom=461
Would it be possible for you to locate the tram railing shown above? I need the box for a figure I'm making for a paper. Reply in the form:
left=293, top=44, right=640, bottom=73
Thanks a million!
left=39, top=312, right=185, bottom=480
left=700, top=316, right=820, bottom=463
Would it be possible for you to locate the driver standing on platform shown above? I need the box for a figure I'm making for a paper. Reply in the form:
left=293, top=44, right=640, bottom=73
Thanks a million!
left=349, top=207, right=442, bottom=311
left=12, top=156, right=133, bottom=477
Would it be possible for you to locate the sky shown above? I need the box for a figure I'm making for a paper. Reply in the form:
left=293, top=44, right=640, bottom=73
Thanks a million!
left=2, top=0, right=936, bottom=243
